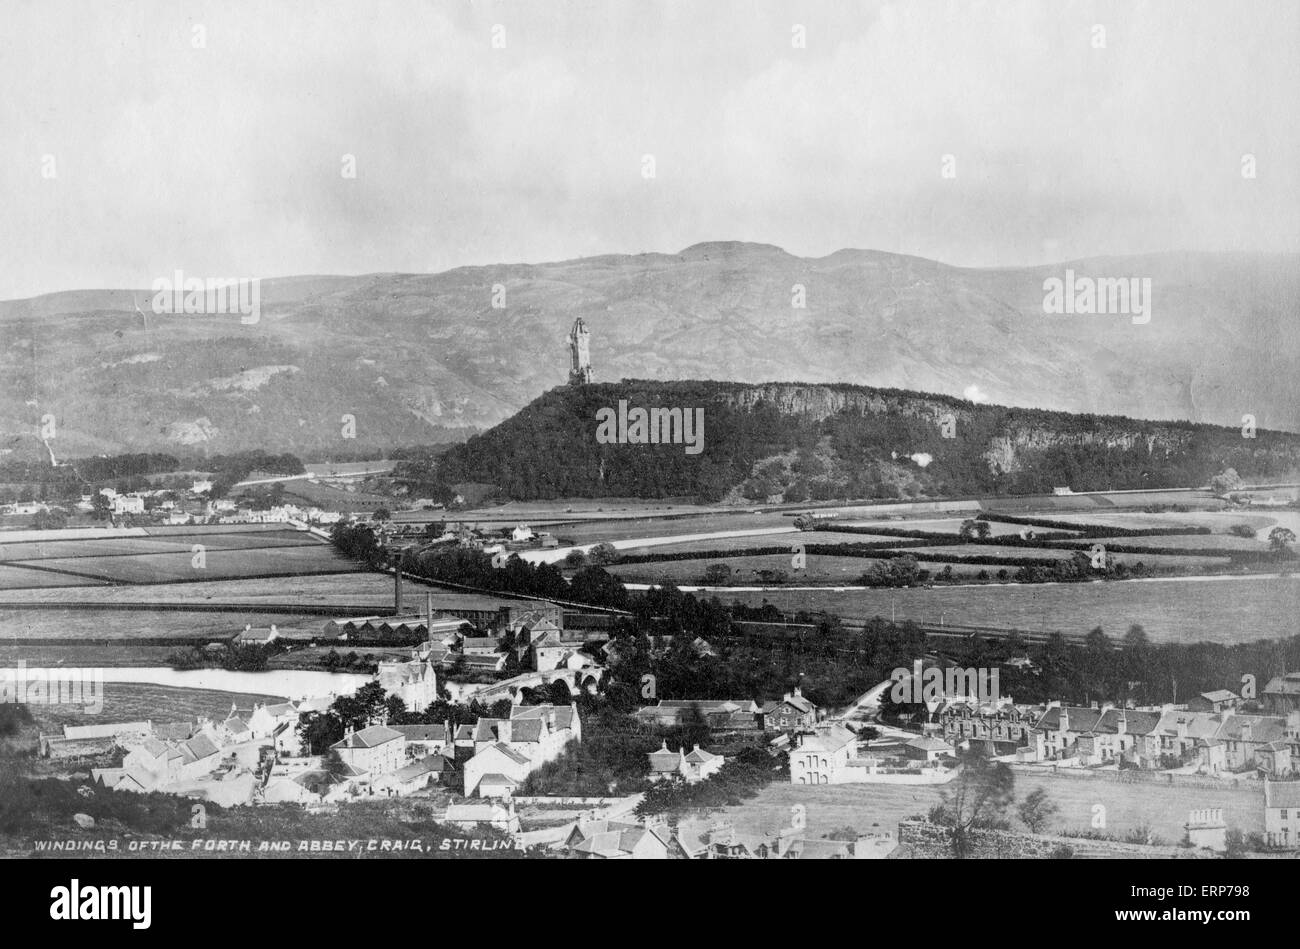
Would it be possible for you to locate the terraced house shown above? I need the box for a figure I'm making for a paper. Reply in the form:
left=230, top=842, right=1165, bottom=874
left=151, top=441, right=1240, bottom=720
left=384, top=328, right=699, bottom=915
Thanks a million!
left=939, top=699, right=1039, bottom=755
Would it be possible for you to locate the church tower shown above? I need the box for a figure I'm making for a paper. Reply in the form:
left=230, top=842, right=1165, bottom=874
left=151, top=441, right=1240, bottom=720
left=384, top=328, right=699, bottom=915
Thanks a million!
left=568, top=317, right=593, bottom=385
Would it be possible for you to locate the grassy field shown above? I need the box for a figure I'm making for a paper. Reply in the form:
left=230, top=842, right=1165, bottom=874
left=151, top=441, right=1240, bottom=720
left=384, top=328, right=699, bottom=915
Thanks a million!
left=0, top=571, right=415, bottom=606
left=0, top=565, right=107, bottom=589
left=0, top=530, right=319, bottom=561
left=8, top=544, right=359, bottom=584
left=0, top=608, right=327, bottom=641
left=0, top=643, right=181, bottom=667
left=717, top=575, right=1300, bottom=644
left=25, top=682, right=286, bottom=733
left=717, top=772, right=1266, bottom=844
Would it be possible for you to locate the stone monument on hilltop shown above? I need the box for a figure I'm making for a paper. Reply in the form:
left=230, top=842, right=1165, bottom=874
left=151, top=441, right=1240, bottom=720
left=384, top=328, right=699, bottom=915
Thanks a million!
left=568, top=317, right=593, bottom=385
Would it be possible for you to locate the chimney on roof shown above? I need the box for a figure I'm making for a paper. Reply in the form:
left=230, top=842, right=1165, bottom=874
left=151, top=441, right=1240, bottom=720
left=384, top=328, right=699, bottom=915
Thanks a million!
left=499, top=721, right=512, bottom=744
left=1059, top=708, right=1070, bottom=733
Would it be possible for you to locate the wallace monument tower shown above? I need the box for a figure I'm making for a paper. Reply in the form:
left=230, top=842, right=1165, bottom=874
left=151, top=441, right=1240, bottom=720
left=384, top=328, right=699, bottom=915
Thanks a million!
left=568, top=317, right=593, bottom=385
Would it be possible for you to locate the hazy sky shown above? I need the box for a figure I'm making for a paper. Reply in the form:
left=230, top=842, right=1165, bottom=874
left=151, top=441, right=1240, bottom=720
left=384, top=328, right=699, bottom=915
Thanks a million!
left=3, top=0, right=1297, bottom=300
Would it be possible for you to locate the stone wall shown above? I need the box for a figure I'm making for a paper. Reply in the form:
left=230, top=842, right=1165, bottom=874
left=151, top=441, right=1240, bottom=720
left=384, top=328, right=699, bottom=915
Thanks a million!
left=897, top=819, right=1216, bottom=859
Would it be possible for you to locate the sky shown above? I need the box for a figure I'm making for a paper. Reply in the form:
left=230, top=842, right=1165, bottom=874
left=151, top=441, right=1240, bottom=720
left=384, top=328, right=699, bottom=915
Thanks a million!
left=2, top=0, right=1297, bottom=300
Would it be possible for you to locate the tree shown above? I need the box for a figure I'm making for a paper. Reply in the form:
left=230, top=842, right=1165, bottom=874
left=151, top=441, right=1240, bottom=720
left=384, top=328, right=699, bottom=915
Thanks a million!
left=587, top=542, right=619, bottom=566
left=1017, top=787, right=1058, bottom=834
left=563, top=549, right=588, bottom=568
left=1209, top=468, right=1243, bottom=494
left=973, top=520, right=991, bottom=540
left=1268, top=527, right=1296, bottom=553
left=701, top=563, right=732, bottom=585
left=928, top=749, right=1016, bottom=857
left=373, top=507, right=391, bottom=523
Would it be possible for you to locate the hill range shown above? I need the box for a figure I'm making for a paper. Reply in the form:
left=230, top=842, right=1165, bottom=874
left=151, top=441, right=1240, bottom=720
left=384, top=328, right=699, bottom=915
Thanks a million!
left=1, top=243, right=1297, bottom=460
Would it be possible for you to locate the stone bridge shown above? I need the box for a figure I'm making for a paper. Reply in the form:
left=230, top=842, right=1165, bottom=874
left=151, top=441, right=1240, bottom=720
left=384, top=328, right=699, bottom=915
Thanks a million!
left=447, top=666, right=606, bottom=705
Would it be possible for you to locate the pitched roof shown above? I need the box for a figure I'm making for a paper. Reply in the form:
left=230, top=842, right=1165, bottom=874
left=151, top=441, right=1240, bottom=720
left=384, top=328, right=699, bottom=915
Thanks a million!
left=512, top=703, right=573, bottom=723
left=331, top=725, right=404, bottom=749
left=480, top=743, right=531, bottom=766
left=183, top=734, right=221, bottom=760
left=477, top=772, right=519, bottom=788
left=391, top=724, right=450, bottom=742
left=796, top=725, right=856, bottom=753
left=684, top=746, right=721, bottom=764
left=1199, top=690, right=1238, bottom=702
left=1215, top=714, right=1288, bottom=744
left=152, top=722, right=195, bottom=741
left=393, top=756, right=449, bottom=782
left=1264, top=673, right=1300, bottom=695
left=648, top=743, right=684, bottom=772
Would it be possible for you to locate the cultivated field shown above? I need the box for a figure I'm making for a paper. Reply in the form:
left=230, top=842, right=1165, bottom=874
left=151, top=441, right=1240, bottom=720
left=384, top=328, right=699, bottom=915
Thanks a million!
left=25, top=682, right=286, bottom=732
left=12, top=545, right=358, bottom=584
left=0, top=571, right=417, bottom=607
left=717, top=772, right=1266, bottom=844
left=717, top=575, right=1300, bottom=644
left=0, top=608, right=327, bottom=641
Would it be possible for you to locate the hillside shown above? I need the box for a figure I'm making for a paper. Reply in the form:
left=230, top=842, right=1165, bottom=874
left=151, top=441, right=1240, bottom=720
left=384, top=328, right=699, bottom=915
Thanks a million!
left=427, top=381, right=1300, bottom=503
left=1, top=244, right=1297, bottom=457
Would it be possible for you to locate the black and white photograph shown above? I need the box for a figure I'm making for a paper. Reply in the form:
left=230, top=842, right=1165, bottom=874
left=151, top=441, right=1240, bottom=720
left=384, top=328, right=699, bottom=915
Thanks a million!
left=0, top=0, right=1296, bottom=923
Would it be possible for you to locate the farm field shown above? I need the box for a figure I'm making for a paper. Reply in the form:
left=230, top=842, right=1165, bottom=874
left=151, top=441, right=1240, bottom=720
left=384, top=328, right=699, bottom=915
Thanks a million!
left=613, top=530, right=881, bottom=558
left=7, top=544, right=359, bottom=585
left=0, top=643, right=180, bottom=667
left=717, top=772, right=1266, bottom=845
left=611, top=555, right=1018, bottom=584
left=1052, top=533, right=1269, bottom=552
left=838, top=517, right=1051, bottom=537
left=25, top=682, right=286, bottom=733
left=892, top=544, right=1233, bottom=570
left=0, top=608, right=327, bottom=641
left=0, top=529, right=319, bottom=561
left=717, top=575, right=1300, bottom=644
left=556, top=512, right=796, bottom=544
left=1042, top=510, right=1282, bottom=531
left=0, top=565, right=107, bottom=590
left=0, top=571, right=426, bottom=607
